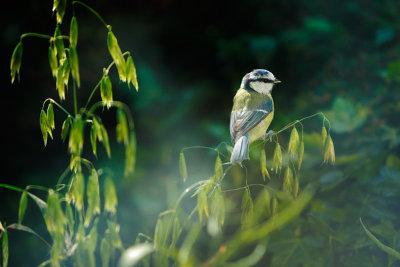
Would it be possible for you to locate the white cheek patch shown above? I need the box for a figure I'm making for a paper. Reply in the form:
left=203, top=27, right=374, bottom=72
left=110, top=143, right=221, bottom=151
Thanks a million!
left=250, top=81, right=273, bottom=95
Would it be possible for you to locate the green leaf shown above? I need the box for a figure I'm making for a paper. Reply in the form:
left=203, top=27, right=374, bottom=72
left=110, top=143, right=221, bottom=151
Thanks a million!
left=68, top=115, right=85, bottom=156
left=55, top=0, right=66, bottom=23
left=116, top=109, right=129, bottom=145
left=48, top=45, right=58, bottom=77
left=360, top=218, right=400, bottom=260
left=100, top=236, right=112, bottom=267
left=126, top=55, right=138, bottom=91
left=272, top=142, right=282, bottom=173
left=69, top=47, right=80, bottom=87
left=107, top=31, right=127, bottom=82
left=100, top=75, right=113, bottom=109
left=297, top=140, right=304, bottom=170
left=7, top=224, right=50, bottom=248
left=72, top=172, right=85, bottom=212
left=321, top=126, right=327, bottom=146
left=323, top=135, right=335, bottom=165
left=10, top=41, right=23, bottom=84
left=210, top=190, right=225, bottom=229
left=197, top=187, right=209, bottom=221
left=100, top=123, right=111, bottom=157
left=40, top=110, right=49, bottom=146
left=85, top=169, right=101, bottom=227
left=54, top=26, right=65, bottom=61
left=118, top=244, right=153, bottom=267
left=47, top=103, right=55, bottom=130
left=288, top=126, right=300, bottom=156
left=179, top=152, right=188, bottom=182
left=2, top=228, right=8, bottom=267
left=214, top=155, right=223, bottom=181
left=125, top=133, right=137, bottom=176
left=56, top=62, right=66, bottom=100
left=18, top=191, right=28, bottom=224
left=241, top=188, right=254, bottom=228
left=61, top=116, right=72, bottom=142
left=44, top=189, right=67, bottom=238
left=70, top=17, right=78, bottom=48
left=260, top=149, right=270, bottom=181
left=104, top=178, right=118, bottom=214
left=283, top=167, right=294, bottom=194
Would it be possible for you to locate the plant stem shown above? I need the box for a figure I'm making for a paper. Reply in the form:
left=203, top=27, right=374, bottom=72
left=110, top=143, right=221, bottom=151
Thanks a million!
left=20, top=33, right=52, bottom=40
left=84, top=52, right=130, bottom=110
left=72, top=1, right=109, bottom=29
left=42, top=98, right=73, bottom=118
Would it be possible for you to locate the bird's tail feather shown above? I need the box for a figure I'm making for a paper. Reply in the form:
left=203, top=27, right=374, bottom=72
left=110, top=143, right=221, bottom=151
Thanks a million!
left=230, top=134, right=250, bottom=163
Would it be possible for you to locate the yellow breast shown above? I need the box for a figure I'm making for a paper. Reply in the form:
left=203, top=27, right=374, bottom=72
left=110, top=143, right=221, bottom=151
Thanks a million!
left=248, top=110, right=274, bottom=143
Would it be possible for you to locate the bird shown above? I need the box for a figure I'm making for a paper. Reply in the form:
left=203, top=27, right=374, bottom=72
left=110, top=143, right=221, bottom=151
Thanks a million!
left=230, top=69, right=281, bottom=163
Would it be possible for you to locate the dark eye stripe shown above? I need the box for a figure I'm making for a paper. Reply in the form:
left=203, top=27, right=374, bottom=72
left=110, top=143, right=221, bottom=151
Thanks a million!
left=252, top=78, right=274, bottom=83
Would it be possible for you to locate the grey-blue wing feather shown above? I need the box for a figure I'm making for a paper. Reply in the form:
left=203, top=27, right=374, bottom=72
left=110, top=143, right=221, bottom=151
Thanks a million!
left=230, top=98, right=273, bottom=144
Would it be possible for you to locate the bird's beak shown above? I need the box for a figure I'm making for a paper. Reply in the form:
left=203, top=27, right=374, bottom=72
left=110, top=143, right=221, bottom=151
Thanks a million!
left=273, top=79, right=281, bottom=83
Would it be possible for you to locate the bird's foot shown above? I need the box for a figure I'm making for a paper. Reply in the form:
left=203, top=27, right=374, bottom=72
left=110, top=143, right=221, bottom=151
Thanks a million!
left=264, top=130, right=275, bottom=142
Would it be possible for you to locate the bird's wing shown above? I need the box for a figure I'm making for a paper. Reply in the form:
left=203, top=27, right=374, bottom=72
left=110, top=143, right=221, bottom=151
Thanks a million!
left=230, top=97, right=273, bottom=144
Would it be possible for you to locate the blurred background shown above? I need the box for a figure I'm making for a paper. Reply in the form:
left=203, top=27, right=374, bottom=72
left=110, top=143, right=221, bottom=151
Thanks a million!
left=1, top=0, right=400, bottom=266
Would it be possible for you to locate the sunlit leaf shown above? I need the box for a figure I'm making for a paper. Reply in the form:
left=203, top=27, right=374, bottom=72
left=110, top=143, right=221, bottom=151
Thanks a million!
left=100, top=123, right=111, bottom=158
left=70, top=17, right=78, bottom=48
left=126, top=55, right=138, bottom=91
left=260, top=149, right=270, bottom=181
left=68, top=115, right=85, bottom=156
left=214, top=155, right=223, bottom=181
left=283, top=167, right=294, bottom=194
left=44, top=189, right=67, bottom=238
left=61, top=116, right=72, bottom=142
left=323, top=135, right=335, bottom=165
left=48, top=45, right=58, bottom=77
left=210, top=189, right=225, bottom=229
left=272, top=142, right=282, bottom=173
left=100, top=75, right=113, bottom=109
left=2, top=228, right=8, bottom=267
left=10, top=41, right=23, bottom=84
left=54, top=26, right=65, bottom=61
left=288, top=126, right=300, bottom=156
left=118, top=243, right=153, bottom=267
left=297, top=140, right=304, bottom=170
left=47, top=103, right=55, bottom=130
left=40, top=110, right=49, bottom=146
left=107, top=31, right=126, bottom=82
left=55, top=0, right=66, bottom=23
left=104, top=178, right=118, bottom=214
left=179, top=152, right=188, bottom=182
left=85, top=169, right=100, bottom=227
left=116, top=109, right=129, bottom=145
left=56, top=61, right=66, bottom=100
left=18, top=191, right=28, bottom=224
left=69, top=46, right=80, bottom=87
left=197, top=187, right=209, bottom=221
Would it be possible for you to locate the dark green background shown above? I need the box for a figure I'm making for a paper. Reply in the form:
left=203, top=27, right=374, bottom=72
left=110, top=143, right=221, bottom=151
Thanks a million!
left=2, top=0, right=400, bottom=266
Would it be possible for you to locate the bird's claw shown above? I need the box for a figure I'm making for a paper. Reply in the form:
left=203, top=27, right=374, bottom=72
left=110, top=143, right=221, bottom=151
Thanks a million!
left=264, top=130, right=275, bottom=142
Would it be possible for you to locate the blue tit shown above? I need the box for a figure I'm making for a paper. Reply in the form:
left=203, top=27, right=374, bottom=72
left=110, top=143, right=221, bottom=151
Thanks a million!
left=230, top=69, right=281, bottom=163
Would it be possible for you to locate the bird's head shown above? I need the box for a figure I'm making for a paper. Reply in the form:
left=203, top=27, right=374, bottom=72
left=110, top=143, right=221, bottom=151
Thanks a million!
left=241, top=69, right=281, bottom=95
